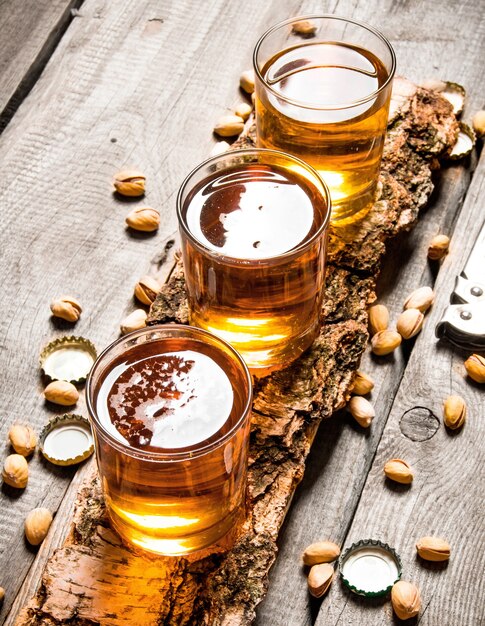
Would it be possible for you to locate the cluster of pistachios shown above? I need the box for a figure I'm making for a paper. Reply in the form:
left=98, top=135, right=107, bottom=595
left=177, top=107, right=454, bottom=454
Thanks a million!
left=1, top=425, right=53, bottom=556
left=112, top=169, right=160, bottom=234
left=342, top=247, right=459, bottom=620
left=369, top=285, right=435, bottom=356
left=391, top=537, right=450, bottom=619
left=110, top=167, right=164, bottom=333
left=212, top=69, right=255, bottom=143
left=301, top=541, right=340, bottom=598
left=2, top=425, right=37, bottom=489
left=117, top=275, right=161, bottom=336
left=48, top=296, right=83, bottom=404
left=300, top=532, right=451, bottom=620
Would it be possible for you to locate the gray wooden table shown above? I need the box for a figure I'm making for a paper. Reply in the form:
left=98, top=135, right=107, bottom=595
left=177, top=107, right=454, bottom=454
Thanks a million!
left=0, top=1, right=484, bottom=625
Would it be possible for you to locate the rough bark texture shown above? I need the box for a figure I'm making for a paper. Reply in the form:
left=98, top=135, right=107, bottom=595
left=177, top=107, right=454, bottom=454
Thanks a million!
left=16, top=79, right=458, bottom=626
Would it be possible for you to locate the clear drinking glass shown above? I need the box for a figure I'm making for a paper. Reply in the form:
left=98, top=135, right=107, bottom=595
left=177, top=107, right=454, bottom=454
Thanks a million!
left=86, top=325, right=252, bottom=556
left=253, top=15, right=396, bottom=225
left=177, top=148, right=331, bottom=375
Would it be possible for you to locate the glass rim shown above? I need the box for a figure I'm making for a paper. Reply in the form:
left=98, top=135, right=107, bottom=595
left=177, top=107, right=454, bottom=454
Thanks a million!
left=86, top=324, right=253, bottom=461
left=253, top=14, right=396, bottom=111
left=176, top=147, right=331, bottom=264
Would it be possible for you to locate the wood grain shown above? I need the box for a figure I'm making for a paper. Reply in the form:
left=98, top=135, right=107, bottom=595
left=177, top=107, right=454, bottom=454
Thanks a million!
left=0, top=0, right=82, bottom=130
left=0, top=0, right=483, bottom=624
left=314, top=151, right=485, bottom=626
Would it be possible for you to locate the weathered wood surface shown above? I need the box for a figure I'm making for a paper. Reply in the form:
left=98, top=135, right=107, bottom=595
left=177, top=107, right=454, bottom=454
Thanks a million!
left=13, top=80, right=460, bottom=623
left=0, top=0, right=484, bottom=624
left=313, top=152, right=485, bottom=626
left=0, top=0, right=81, bottom=129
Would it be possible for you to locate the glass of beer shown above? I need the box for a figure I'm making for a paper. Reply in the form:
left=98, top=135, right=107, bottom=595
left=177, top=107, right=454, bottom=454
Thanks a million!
left=177, top=148, right=331, bottom=375
left=86, top=325, right=252, bottom=556
left=253, top=15, right=396, bottom=224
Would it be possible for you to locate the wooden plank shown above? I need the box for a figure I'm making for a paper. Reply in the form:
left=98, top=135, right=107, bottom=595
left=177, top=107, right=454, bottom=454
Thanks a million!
left=0, top=0, right=304, bottom=620
left=0, top=0, right=82, bottom=130
left=0, top=0, right=482, bottom=624
left=255, top=0, right=485, bottom=622
left=314, top=152, right=485, bottom=626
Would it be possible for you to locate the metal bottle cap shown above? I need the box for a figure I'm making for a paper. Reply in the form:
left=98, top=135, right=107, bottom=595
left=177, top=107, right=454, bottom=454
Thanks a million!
left=339, top=539, right=402, bottom=597
left=40, top=336, right=97, bottom=384
left=39, top=414, right=94, bottom=466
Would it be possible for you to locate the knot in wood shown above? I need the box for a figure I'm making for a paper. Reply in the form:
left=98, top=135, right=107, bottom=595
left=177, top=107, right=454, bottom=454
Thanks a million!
left=399, top=406, right=440, bottom=441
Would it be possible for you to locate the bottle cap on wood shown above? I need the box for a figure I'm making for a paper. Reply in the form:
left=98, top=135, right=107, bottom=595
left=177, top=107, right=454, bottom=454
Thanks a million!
left=339, top=539, right=402, bottom=597
left=40, top=336, right=97, bottom=385
left=39, top=414, right=94, bottom=466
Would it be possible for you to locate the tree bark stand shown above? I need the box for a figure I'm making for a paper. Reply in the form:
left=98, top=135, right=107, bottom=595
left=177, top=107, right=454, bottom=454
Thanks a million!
left=16, top=79, right=459, bottom=626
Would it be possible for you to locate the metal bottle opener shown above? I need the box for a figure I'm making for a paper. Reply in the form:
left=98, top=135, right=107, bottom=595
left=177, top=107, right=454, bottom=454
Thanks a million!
left=436, top=220, right=485, bottom=349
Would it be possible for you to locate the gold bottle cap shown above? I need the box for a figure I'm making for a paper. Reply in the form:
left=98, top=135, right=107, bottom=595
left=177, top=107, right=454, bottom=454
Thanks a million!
left=449, top=122, right=476, bottom=160
left=339, top=539, right=402, bottom=597
left=39, top=414, right=94, bottom=466
left=40, top=335, right=97, bottom=384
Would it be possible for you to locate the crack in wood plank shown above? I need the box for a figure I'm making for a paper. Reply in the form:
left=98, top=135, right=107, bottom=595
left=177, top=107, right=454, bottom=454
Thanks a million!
left=0, top=0, right=84, bottom=133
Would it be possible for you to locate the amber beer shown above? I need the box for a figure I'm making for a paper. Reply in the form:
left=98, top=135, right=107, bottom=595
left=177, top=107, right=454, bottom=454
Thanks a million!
left=177, top=149, right=331, bottom=375
left=253, top=16, right=396, bottom=224
left=86, top=325, right=252, bottom=556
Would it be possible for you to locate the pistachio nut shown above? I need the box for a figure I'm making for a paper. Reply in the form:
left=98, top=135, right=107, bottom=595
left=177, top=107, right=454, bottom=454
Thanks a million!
left=125, top=206, right=160, bottom=232
left=8, top=424, right=37, bottom=456
left=384, top=459, right=413, bottom=484
left=302, top=541, right=340, bottom=566
left=134, top=275, right=160, bottom=305
left=350, top=370, right=375, bottom=396
left=210, top=141, right=230, bottom=157
left=427, top=234, right=450, bottom=260
left=307, top=563, right=334, bottom=598
left=292, top=19, right=317, bottom=36
left=44, top=380, right=79, bottom=406
left=368, top=304, right=389, bottom=336
left=235, top=102, right=252, bottom=121
left=416, top=536, right=451, bottom=562
left=443, top=395, right=467, bottom=429
left=464, top=354, right=485, bottom=383
left=348, top=396, right=375, bottom=428
left=397, top=308, right=424, bottom=340
left=472, top=110, right=485, bottom=138
left=50, top=296, right=82, bottom=322
left=214, top=114, right=245, bottom=137
left=371, top=329, right=402, bottom=355
left=25, top=508, right=53, bottom=546
left=391, top=580, right=421, bottom=620
left=403, top=286, right=435, bottom=313
left=120, top=309, right=147, bottom=335
left=239, top=69, right=255, bottom=94
left=113, top=169, right=146, bottom=197
left=2, top=454, right=29, bottom=488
